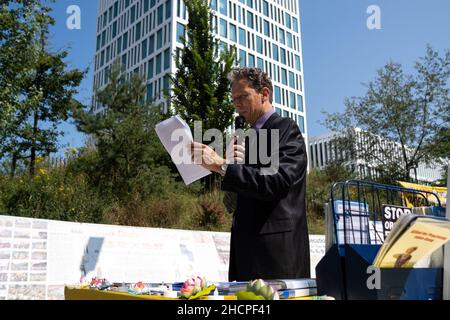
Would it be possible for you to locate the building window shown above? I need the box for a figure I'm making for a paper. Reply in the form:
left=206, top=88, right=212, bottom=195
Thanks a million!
left=210, top=0, right=217, bottom=10
left=272, top=43, right=278, bottom=61
left=121, top=53, right=127, bottom=69
left=135, top=22, right=141, bottom=41
left=176, top=22, right=185, bottom=44
left=280, top=48, right=286, bottom=64
left=292, top=17, right=298, bottom=33
left=114, top=1, right=119, bottom=17
left=257, top=57, right=264, bottom=70
left=275, top=107, right=281, bottom=115
left=219, top=18, right=227, bottom=37
left=256, top=36, right=263, bottom=54
left=156, top=28, right=163, bottom=49
left=165, top=0, right=171, bottom=20
left=289, top=71, right=295, bottom=89
left=142, top=39, right=148, bottom=59
left=112, top=21, right=117, bottom=38
left=279, top=28, right=285, bottom=45
left=123, top=31, right=128, bottom=50
left=281, top=68, right=287, bottom=85
left=289, top=92, right=296, bottom=109
left=246, top=0, right=253, bottom=8
left=149, top=34, right=155, bottom=54
left=295, top=55, right=301, bottom=71
left=157, top=5, right=164, bottom=25
left=297, top=94, right=303, bottom=112
left=101, top=30, right=106, bottom=47
left=286, top=31, right=292, bottom=48
left=229, top=23, right=237, bottom=42
left=117, top=36, right=122, bottom=54
left=164, top=48, right=170, bottom=70
left=248, top=53, right=255, bottom=67
left=247, top=11, right=254, bottom=28
left=263, top=1, right=269, bottom=16
left=239, top=49, right=246, bottom=67
left=147, top=58, right=154, bottom=79
left=219, top=0, right=227, bottom=15
left=155, top=53, right=162, bottom=75
left=285, top=13, right=291, bottom=29
left=239, top=27, right=246, bottom=46
left=263, top=20, right=270, bottom=37
left=130, top=5, right=136, bottom=24
left=283, top=110, right=289, bottom=118
left=298, top=115, right=305, bottom=134
left=146, top=83, right=153, bottom=101
left=274, top=86, right=281, bottom=104
left=163, top=74, right=170, bottom=94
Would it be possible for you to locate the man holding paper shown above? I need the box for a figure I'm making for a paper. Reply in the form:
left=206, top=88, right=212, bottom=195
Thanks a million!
left=191, top=67, right=310, bottom=281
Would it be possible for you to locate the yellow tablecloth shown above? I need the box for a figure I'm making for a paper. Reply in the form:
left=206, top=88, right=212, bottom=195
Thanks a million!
left=65, top=287, right=179, bottom=300
left=64, top=287, right=323, bottom=300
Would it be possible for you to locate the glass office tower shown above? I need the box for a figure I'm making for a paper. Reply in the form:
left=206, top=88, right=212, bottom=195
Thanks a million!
left=93, top=0, right=308, bottom=142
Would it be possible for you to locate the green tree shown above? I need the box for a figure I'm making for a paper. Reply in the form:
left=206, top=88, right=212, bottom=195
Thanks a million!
left=0, top=0, right=40, bottom=153
left=74, top=62, right=173, bottom=200
left=307, top=161, right=355, bottom=220
left=171, top=0, right=236, bottom=135
left=1, top=2, right=85, bottom=177
left=323, top=46, right=450, bottom=183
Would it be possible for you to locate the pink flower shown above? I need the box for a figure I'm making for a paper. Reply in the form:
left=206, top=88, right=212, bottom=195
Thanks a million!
left=135, top=281, right=145, bottom=290
left=180, top=276, right=205, bottom=297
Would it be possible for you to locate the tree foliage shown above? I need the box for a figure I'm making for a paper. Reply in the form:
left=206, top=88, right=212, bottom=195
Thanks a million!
left=0, top=1, right=85, bottom=176
left=74, top=62, right=174, bottom=200
left=306, top=161, right=355, bottom=219
left=171, top=0, right=236, bottom=135
left=323, top=46, right=450, bottom=183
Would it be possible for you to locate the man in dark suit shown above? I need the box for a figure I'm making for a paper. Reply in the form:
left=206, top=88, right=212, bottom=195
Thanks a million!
left=191, top=67, right=310, bottom=281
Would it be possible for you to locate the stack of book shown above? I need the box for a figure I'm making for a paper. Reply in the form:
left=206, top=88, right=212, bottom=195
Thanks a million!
left=268, top=279, right=318, bottom=299
left=213, top=279, right=319, bottom=299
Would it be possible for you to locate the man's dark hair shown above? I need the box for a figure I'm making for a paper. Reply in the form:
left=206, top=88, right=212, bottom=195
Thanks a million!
left=227, top=68, right=274, bottom=103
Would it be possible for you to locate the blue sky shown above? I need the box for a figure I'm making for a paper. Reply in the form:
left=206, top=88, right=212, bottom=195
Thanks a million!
left=46, top=0, right=450, bottom=155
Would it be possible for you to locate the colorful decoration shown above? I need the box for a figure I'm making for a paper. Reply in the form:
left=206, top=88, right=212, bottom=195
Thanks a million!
left=236, top=279, right=280, bottom=300
left=180, top=276, right=215, bottom=300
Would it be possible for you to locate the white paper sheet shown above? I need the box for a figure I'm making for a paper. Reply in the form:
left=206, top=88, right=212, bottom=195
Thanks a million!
left=155, top=115, right=211, bottom=185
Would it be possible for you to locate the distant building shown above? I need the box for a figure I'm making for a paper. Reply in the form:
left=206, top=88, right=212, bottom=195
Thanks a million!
left=308, top=128, right=447, bottom=184
left=93, top=0, right=308, bottom=142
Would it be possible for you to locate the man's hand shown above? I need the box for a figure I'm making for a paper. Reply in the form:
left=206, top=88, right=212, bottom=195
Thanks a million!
left=191, top=139, right=246, bottom=174
left=226, top=137, right=245, bottom=164
left=191, top=142, right=225, bottom=173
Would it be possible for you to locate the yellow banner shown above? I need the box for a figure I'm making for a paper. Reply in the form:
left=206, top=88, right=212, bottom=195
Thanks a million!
left=398, top=181, right=447, bottom=208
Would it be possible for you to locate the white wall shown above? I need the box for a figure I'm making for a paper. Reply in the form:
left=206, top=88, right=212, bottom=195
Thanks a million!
left=0, top=215, right=325, bottom=300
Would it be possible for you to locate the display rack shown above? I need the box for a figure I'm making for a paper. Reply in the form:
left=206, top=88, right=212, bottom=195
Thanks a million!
left=316, top=180, right=444, bottom=300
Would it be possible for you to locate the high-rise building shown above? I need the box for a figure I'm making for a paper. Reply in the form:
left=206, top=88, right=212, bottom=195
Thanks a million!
left=93, top=0, right=307, bottom=142
left=309, top=129, right=447, bottom=184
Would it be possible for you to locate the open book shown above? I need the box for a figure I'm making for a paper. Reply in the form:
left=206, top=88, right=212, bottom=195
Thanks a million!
left=155, top=116, right=211, bottom=185
left=373, top=214, right=450, bottom=268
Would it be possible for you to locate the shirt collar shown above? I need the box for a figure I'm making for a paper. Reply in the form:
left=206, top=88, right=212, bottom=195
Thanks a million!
left=253, top=108, right=275, bottom=131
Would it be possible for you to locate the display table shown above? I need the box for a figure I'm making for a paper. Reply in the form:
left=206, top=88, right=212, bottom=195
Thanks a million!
left=64, top=287, right=179, bottom=300
left=64, top=287, right=319, bottom=300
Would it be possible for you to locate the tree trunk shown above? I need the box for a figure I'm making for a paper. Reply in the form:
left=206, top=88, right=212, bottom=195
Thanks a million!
left=10, top=152, right=17, bottom=178
left=29, top=110, right=38, bottom=176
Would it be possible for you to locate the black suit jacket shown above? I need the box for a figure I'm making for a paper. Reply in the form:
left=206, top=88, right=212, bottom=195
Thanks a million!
left=222, top=113, right=310, bottom=281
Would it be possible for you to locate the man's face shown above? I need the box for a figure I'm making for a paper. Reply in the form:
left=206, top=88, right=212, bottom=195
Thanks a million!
left=231, top=79, right=264, bottom=125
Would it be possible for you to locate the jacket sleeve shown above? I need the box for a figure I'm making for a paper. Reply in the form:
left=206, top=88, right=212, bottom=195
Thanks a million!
left=221, top=120, right=307, bottom=201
